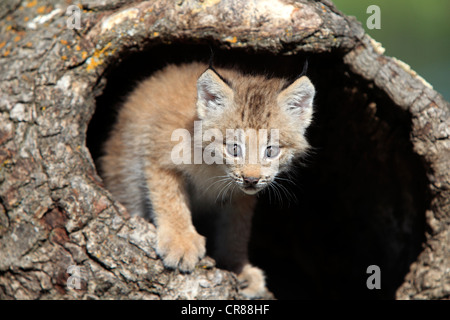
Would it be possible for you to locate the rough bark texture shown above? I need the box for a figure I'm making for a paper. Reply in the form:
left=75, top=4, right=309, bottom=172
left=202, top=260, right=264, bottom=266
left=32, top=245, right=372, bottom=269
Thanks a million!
left=0, top=0, right=448, bottom=299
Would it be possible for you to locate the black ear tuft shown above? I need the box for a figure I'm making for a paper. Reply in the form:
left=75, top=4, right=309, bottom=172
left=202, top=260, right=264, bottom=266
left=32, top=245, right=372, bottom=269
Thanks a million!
left=282, top=59, right=309, bottom=91
left=208, top=45, right=215, bottom=69
left=299, top=59, right=308, bottom=78
left=208, top=47, right=230, bottom=87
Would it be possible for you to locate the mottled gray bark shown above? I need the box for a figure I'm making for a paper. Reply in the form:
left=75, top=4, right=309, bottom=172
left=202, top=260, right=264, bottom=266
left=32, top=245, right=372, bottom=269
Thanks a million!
left=0, top=0, right=448, bottom=299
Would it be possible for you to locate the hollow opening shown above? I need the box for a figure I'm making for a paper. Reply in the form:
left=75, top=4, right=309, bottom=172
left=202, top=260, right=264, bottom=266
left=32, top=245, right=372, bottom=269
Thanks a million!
left=87, top=44, right=429, bottom=299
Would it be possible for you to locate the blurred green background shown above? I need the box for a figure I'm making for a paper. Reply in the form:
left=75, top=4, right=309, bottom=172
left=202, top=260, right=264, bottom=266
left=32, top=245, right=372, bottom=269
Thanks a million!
left=333, top=0, right=450, bottom=101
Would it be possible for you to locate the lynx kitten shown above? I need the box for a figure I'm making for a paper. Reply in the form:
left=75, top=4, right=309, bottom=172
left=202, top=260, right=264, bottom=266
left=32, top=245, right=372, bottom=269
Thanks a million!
left=100, top=62, right=315, bottom=298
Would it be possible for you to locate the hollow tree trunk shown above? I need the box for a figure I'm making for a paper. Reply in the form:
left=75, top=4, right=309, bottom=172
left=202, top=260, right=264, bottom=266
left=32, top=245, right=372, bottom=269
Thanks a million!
left=0, top=0, right=448, bottom=300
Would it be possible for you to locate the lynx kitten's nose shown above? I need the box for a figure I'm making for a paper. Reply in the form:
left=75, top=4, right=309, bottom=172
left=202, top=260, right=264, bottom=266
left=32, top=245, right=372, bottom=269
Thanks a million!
left=243, top=177, right=259, bottom=186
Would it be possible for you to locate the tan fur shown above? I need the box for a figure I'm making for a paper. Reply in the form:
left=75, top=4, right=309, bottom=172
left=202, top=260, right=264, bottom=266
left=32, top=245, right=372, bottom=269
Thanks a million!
left=100, top=62, right=315, bottom=298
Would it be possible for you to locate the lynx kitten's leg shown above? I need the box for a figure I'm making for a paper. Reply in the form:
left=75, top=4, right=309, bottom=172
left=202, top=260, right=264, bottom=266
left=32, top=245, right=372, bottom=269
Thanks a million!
left=146, top=167, right=206, bottom=272
left=215, top=196, right=266, bottom=298
left=238, top=264, right=266, bottom=298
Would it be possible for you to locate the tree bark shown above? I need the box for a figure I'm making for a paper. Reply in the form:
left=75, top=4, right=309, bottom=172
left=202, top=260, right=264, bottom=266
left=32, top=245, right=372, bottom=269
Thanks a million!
left=0, top=0, right=448, bottom=300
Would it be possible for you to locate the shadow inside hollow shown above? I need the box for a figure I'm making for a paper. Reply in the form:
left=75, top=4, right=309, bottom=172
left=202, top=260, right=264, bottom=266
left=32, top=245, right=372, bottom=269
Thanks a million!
left=87, top=44, right=429, bottom=299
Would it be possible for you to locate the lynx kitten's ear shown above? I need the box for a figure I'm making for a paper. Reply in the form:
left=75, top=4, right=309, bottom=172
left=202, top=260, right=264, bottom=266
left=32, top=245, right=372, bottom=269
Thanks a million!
left=277, top=76, right=315, bottom=130
left=196, top=69, right=233, bottom=119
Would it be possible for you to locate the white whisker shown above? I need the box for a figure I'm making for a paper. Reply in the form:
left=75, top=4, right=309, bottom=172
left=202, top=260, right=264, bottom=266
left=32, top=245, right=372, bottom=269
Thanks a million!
left=274, top=176, right=295, bottom=184
left=271, top=179, right=297, bottom=206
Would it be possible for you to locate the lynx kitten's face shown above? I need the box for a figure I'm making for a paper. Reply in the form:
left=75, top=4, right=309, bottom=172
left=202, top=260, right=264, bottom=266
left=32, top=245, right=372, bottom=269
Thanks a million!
left=221, top=129, right=281, bottom=195
left=195, top=67, right=315, bottom=196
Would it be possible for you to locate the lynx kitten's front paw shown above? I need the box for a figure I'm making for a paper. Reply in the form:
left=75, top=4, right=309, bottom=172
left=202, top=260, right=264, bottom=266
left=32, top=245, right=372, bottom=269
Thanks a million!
left=238, top=264, right=267, bottom=298
left=156, top=227, right=206, bottom=273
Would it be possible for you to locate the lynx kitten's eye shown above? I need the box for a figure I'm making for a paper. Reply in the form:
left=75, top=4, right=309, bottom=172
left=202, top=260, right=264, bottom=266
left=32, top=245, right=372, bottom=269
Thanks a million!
left=227, top=144, right=242, bottom=157
left=265, top=146, right=280, bottom=158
